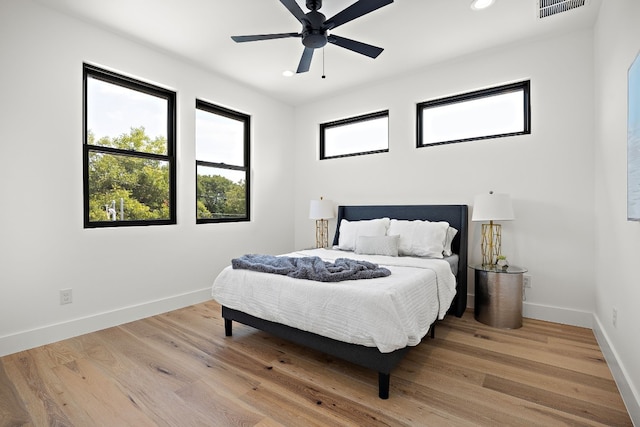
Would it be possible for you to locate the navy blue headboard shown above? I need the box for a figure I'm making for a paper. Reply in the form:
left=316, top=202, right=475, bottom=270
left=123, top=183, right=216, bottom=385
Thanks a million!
left=332, top=205, right=468, bottom=317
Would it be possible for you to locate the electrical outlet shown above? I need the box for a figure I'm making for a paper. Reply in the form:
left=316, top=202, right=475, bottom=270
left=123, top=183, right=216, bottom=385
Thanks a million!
left=523, top=275, right=532, bottom=288
left=60, top=289, right=72, bottom=305
left=612, top=307, right=618, bottom=328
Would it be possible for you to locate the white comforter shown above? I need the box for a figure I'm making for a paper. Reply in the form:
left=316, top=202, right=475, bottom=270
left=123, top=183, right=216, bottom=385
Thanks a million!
left=211, top=248, right=456, bottom=353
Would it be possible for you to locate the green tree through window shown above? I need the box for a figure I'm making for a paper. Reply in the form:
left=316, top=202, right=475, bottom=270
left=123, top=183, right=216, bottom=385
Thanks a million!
left=87, top=128, right=170, bottom=221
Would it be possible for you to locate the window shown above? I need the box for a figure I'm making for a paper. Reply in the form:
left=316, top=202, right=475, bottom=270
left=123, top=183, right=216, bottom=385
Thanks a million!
left=195, top=100, right=250, bottom=223
left=83, top=64, right=176, bottom=228
left=320, top=110, right=389, bottom=159
left=417, top=81, right=530, bottom=147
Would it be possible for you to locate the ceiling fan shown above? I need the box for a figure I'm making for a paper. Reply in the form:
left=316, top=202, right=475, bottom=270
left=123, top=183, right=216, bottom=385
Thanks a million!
left=231, top=0, right=393, bottom=74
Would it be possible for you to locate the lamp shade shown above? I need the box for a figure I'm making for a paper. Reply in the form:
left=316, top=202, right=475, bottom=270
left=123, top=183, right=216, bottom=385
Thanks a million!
left=309, top=199, right=334, bottom=220
left=472, top=192, right=514, bottom=221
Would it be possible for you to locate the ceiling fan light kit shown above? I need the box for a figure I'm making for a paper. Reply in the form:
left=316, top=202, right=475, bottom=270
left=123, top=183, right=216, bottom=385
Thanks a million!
left=231, top=0, right=393, bottom=74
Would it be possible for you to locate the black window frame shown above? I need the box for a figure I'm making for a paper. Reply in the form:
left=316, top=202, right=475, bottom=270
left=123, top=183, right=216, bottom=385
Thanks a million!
left=416, top=80, right=531, bottom=148
left=195, top=99, right=251, bottom=224
left=320, top=110, right=390, bottom=160
left=82, top=63, right=177, bottom=228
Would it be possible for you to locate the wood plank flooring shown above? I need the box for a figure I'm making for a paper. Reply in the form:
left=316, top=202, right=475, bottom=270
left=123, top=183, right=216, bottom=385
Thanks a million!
left=0, top=300, right=632, bottom=426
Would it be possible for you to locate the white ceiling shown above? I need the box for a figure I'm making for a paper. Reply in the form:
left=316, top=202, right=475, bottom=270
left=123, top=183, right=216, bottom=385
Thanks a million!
left=36, top=0, right=601, bottom=105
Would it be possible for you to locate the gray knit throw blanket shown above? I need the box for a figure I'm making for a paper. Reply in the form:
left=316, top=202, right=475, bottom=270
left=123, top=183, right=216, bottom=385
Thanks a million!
left=231, top=254, right=391, bottom=282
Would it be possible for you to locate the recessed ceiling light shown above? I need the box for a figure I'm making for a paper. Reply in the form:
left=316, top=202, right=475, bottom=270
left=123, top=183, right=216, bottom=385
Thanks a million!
left=471, top=0, right=495, bottom=10
left=282, top=70, right=294, bottom=77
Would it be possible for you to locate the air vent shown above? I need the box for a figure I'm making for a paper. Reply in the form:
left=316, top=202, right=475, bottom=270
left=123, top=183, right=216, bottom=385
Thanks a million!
left=538, top=0, right=589, bottom=19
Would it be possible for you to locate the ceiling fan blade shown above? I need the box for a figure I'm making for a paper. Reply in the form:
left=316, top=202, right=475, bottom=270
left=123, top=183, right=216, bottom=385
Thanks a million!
left=231, top=32, right=300, bottom=43
left=280, top=0, right=309, bottom=25
left=296, top=47, right=314, bottom=73
left=328, top=35, right=384, bottom=59
left=323, top=0, right=393, bottom=30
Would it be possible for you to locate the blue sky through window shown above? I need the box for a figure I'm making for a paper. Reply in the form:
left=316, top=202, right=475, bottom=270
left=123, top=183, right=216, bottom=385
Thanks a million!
left=87, top=77, right=167, bottom=143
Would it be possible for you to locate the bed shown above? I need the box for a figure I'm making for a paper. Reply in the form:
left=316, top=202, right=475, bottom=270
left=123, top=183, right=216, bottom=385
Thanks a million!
left=212, top=204, right=468, bottom=399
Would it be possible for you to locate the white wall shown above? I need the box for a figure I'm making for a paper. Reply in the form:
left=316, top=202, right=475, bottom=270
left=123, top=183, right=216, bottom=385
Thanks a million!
left=293, top=30, right=596, bottom=327
left=0, top=0, right=295, bottom=356
left=593, top=0, right=640, bottom=421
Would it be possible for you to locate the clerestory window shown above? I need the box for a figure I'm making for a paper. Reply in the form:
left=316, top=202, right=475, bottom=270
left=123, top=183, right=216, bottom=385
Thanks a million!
left=320, top=110, right=389, bottom=159
left=417, top=80, right=531, bottom=147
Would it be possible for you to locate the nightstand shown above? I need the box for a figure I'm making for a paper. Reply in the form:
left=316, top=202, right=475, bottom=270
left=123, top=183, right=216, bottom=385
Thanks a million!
left=470, top=264, right=528, bottom=329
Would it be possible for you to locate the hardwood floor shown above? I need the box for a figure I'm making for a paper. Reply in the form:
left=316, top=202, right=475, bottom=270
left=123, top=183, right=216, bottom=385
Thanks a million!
left=0, top=300, right=632, bottom=426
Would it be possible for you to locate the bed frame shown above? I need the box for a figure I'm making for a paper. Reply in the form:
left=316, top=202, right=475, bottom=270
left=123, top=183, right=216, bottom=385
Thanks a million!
left=222, top=204, right=468, bottom=399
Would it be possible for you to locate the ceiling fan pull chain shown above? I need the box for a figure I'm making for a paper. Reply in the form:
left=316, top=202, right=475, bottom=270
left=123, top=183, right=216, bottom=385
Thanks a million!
left=322, top=47, right=326, bottom=79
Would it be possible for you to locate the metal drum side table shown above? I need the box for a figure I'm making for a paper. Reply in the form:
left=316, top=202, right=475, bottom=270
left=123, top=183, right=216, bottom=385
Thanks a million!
left=470, top=264, right=528, bottom=329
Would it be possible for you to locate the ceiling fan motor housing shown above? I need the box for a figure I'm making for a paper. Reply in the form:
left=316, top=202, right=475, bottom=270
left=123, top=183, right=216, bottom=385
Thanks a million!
left=302, top=10, right=328, bottom=48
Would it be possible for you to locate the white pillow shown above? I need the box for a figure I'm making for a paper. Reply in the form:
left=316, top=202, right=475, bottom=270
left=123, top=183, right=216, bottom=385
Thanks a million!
left=355, top=235, right=399, bottom=257
left=388, top=219, right=449, bottom=258
left=337, top=218, right=390, bottom=251
left=386, top=220, right=414, bottom=255
left=443, top=226, right=458, bottom=257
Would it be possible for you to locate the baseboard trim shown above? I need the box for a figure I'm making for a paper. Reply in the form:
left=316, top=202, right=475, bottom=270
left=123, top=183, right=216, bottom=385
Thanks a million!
left=593, top=316, right=640, bottom=425
left=521, top=301, right=593, bottom=328
left=0, top=288, right=212, bottom=357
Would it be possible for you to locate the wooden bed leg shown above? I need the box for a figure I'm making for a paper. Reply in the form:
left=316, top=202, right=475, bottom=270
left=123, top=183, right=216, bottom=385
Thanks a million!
left=224, top=318, right=232, bottom=337
left=378, top=372, right=390, bottom=399
left=431, top=323, right=436, bottom=339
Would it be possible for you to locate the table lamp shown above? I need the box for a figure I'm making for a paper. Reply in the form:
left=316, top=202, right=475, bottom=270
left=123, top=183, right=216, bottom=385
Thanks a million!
left=309, top=197, right=334, bottom=248
left=472, top=191, right=514, bottom=266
